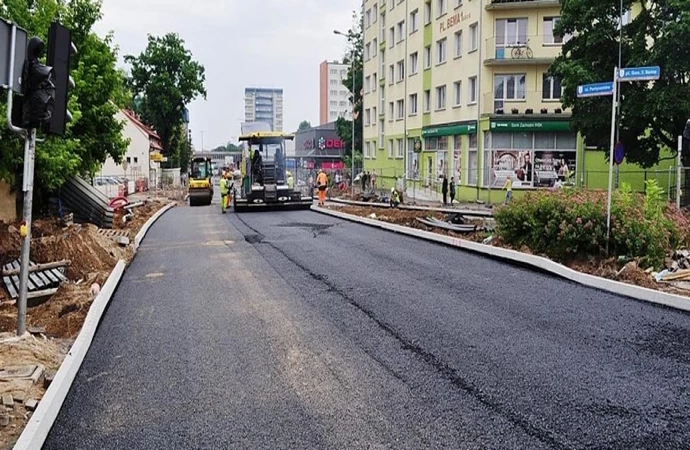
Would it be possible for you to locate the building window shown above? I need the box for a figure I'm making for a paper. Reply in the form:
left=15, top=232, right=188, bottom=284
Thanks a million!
left=410, top=51, right=419, bottom=75
left=435, top=85, right=446, bottom=110
left=494, top=74, right=526, bottom=100
left=365, top=141, right=370, bottom=158
left=388, top=139, right=394, bottom=158
left=381, top=13, right=386, bottom=40
left=372, top=73, right=378, bottom=91
left=389, top=64, right=394, bottom=85
left=330, top=100, right=338, bottom=107
left=365, top=43, right=371, bottom=60
left=372, top=39, right=378, bottom=57
left=469, top=23, right=478, bottom=51
left=410, top=9, right=419, bottom=33
left=455, top=0, right=463, bottom=7
left=437, top=0, right=447, bottom=17
left=468, top=133, right=478, bottom=185
left=436, top=38, right=447, bottom=64
left=372, top=106, right=377, bottom=121
left=397, top=20, right=406, bottom=43
left=330, top=79, right=338, bottom=86
left=454, top=31, right=463, bottom=58
left=330, top=90, right=338, bottom=96
left=365, top=108, right=371, bottom=126
left=409, top=93, right=418, bottom=115
left=424, top=45, right=432, bottom=69
left=453, top=81, right=462, bottom=106
left=330, top=69, right=337, bottom=75
left=373, top=3, right=378, bottom=22
left=389, top=101, right=394, bottom=120
left=544, top=17, right=566, bottom=44
left=397, top=99, right=405, bottom=119
left=543, top=74, right=562, bottom=100
left=396, top=60, right=405, bottom=82
left=380, top=50, right=386, bottom=76
left=468, top=76, right=477, bottom=104
left=423, top=89, right=431, bottom=112
left=365, top=75, right=371, bottom=93
left=397, top=138, right=404, bottom=158
left=496, top=18, right=528, bottom=47
left=389, top=27, right=395, bottom=48
left=365, top=9, right=372, bottom=28
left=380, top=120, right=385, bottom=147
left=424, top=1, right=432, bottom=25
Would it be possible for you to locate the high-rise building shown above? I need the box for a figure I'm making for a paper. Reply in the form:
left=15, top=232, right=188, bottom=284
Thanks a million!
left=244, top=87, right=284, bottom=132
left=319, top=60, right=352, bottom=125
left=362, top=0, right=582, bottom=201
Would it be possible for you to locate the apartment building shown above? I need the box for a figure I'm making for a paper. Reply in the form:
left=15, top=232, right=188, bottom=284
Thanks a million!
left=320, top=60, right=353, bottom=125
left=244, top=87, right=284, bottom=132
left=362, top=0, right=581, bottom=200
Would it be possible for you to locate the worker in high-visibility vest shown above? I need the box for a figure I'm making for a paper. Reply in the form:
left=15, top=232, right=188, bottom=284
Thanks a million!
left=287, top=171, right=294, bottom=190
left=220, top=172, right=230, bottom=213
left=316, top=169, right=328, bottom=206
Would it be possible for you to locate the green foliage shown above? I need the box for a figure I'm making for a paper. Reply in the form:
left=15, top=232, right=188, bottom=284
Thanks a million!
left=335, top=10, right=363, bottom=169
left=0, top=0, right=129, bottom=191
left=494, top=188, right=690, bottom=268
left=550, top=0, right=690, bottom=167
left=297, top=120, right=312, bottom=132
left=125, top=33, right=206, bottom=156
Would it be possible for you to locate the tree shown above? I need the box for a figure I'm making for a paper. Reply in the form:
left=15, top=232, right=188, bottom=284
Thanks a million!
left=125, top=33, right=206, bottom=159
left=550, top=0, right=690, bottom=167
left=0, top=0, right=130, bottom=191
left=297, top=120, right=312, bottom=132
left=335, top=10, right=363, bottom=170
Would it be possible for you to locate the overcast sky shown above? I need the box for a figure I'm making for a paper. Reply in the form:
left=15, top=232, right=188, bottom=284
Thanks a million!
left=93, top=0, right=358, bottom=150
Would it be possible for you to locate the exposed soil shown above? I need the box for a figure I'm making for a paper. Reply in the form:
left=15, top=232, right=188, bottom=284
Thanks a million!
left=0, top=199, right=168, bottom=448
left=327, top=204, right=690, bottom=299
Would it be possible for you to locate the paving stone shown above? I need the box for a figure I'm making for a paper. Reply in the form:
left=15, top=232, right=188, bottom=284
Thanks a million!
left=27, top=326, right=46, bottom=335
left=43, top=371, right=55, bottom=389
left=24, top=399, right=38, bottom=412
left=13, top=393, right=24, bottom=404
left=2, top=395, right=13, bottom=408
left=116, top=236, right=130, bottom=246
left=0, top=414, right=8, bottom=427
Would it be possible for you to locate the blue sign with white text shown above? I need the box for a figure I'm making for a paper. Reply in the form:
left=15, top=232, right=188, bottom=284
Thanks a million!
left=577, top=82, right=614, bottom=98
left=618, top=66, right=660, bottom=81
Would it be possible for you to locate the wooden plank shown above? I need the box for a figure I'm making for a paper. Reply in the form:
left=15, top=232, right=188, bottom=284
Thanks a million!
left=33, top=270, right=51, bottom=286
left=43, top=270, right=59, bottom=284
left=2, top=276, right=18, bottom=299
left=2, top=260, right=71, bottom=277
left=27, top=288, right=58, bottom=299
left=49, top=268, right=67, bottom=282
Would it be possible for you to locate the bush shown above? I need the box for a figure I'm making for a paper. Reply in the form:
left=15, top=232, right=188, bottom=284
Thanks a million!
left=494, top=182, right=690, bottom=268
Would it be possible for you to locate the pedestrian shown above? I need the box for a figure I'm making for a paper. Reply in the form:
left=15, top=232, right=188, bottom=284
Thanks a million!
left=371, top=170, right=377, bottom=192
left=503, top=175, right=513, bottom=204
left=441, top=175, right=448, bottom=205
left=316, top=169, right=328, bottom=206
left=449, top=176, right=456, bottom=206
left=220, top=172, right=230, bottom=214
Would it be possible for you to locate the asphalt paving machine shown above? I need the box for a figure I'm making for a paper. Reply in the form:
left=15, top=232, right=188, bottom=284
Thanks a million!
left=188, top=157, right=214, bottom=206
left=234, top=132, right=313, bottom=212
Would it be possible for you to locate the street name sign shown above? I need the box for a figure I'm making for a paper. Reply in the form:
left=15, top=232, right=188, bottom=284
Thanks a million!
left=618, top=66, right=660, bottom=82
left=577, top=82, right=614, bottom=98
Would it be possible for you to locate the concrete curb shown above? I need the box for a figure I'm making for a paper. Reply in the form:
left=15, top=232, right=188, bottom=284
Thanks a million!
left=133, top=202, right=176, bottom=253
left=311, top=205, right=690, bottom=313
left=13, top=202, right=177, bottom=450
left=330, top=197, right=493, bottom=217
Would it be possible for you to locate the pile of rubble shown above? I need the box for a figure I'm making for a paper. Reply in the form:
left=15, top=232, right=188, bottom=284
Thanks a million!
left=653, top=250, right=690, bottom=288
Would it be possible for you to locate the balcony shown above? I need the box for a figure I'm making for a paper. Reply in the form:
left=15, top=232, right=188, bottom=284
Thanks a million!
left=483, top=91, right=569, bottom=116
left=485, top=0, right=560, bottom=10
left=484, top=35, right=562, bottom=66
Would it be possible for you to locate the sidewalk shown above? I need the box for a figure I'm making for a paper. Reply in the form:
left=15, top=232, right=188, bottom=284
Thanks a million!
left=405, top=187, right=492, bottom=211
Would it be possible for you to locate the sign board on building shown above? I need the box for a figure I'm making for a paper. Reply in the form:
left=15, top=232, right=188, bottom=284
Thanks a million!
left=0, top=20, right=28, bottom=92
left=422, top=121, right=477, bottom=138
left=150, top=152, right=164, bottom=162
left=577, top=82, right=614, bottom=98
left=490, top=120, right=571, bottom=132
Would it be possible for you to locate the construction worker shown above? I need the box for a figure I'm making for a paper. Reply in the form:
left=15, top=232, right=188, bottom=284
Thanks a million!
left=316, top=169, right=328, bottom=206
left=287, top=171, right=294, bottom=190
left=220, top=172, right=230, bottom=213
left=226, top=171, right=235, bottom=210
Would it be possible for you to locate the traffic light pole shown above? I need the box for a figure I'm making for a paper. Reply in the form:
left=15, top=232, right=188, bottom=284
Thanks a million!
left=16, top=129, right=36, bottom=336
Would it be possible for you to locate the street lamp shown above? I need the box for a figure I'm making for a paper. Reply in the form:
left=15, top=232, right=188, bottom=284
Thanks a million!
left=334, top=29, right=356, bottom=198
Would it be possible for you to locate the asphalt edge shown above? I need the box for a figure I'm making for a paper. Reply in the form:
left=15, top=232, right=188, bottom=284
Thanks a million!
left=311, top=205, right=690, bottom=313
left=13, top=201, right=177, bottom=450
left=133, top=201, right=177, bottom=253
left=330, top=197, right=493, bottom=217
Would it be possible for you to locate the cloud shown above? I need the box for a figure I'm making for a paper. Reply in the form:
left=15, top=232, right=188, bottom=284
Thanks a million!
left=94, top=0, right=358, bottom=149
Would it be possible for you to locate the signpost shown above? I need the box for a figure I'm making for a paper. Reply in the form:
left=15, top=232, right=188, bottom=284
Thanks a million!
left=618, top=66, right=660, bottom=82
left=576, top=82, right=614, bottom=98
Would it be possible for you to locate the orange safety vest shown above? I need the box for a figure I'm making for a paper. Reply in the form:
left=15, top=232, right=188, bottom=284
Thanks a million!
left=316, top=172, right=328, bottom=186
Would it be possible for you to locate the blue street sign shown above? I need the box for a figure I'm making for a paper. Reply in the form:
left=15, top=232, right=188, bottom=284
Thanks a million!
left=618, top=66, right=660, bottom=82
left=614, top=142, right=625, bottom=165
left=577, top=82, right=614, bottom=98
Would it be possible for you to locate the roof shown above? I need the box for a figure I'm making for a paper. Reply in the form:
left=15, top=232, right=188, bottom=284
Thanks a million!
left=239, top=131, right=295, bottom=141
left=122, top=109, right=161, bottom=142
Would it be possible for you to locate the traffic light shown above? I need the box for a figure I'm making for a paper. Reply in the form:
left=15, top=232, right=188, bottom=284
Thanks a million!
left=20, top=36, right=55, bottom=129
left=45, top=21, right=76, bottom=136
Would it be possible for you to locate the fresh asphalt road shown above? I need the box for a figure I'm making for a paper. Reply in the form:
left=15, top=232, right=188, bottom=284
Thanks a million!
left=44, top=199, right=690, bottom=449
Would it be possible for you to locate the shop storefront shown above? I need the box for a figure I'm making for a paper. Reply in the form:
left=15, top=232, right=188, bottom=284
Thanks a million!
left=420, top=121, right=477, bottom=187
left=484, top=119, right=577, bottom=189
left=294, top=122, right=346, bottom=171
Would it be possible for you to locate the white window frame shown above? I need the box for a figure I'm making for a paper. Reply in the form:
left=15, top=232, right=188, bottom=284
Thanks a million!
left=423, top=89, right=431, bottom=113
left=454, top=30, right=463, bottom=58
left=410, top=9, right=419, bottom=34
left=397, top=20, right=406, bottom=43
left=389, top=64, right=394, bottom=85
left=388, top=139, right=394, bottom=158
left=365, top=108, right=371, bottom=126
left=409, top=93, right=418, bottom=115
left=389, top=101, right=394, bottom=120
left=397, top=99, right=405, bottom=119
left=469, top=23, right=478, bottom=51
left=436, top=0, right=447, bottom=18
left=435, top=85, right=446, bottom=110
left=365, top=75, right=371, bottom=93
left=542, top=74, right=562, bottom=100
left=468, top=76, right=477, bottom=104
left=493, top=73, right=527, bottom=101
left=453, top=81, right=462, bottom=106
left=397, top=138, right=404, bottom=158
left=424, top=1, right=432, bottom=25
left=424, top=45, right=432, bottom=69
left=495, top=18, right=528, bottom=47
left=436, top=38, right=447, bottom=65
left=410, top=51, right=419, bottom=75
left=396, top=60, right=405, bottom=82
